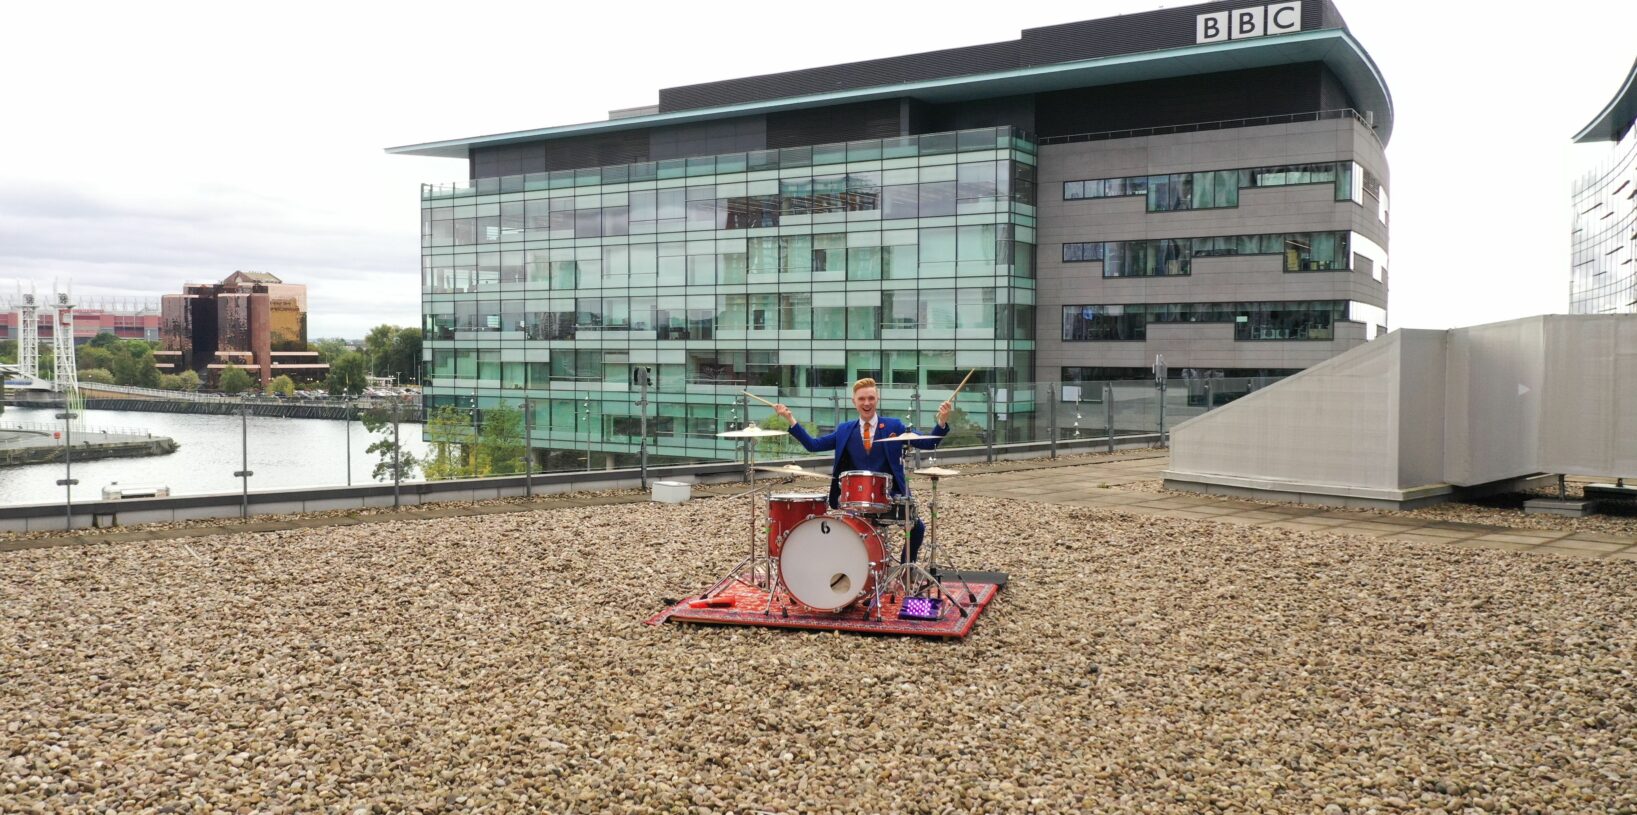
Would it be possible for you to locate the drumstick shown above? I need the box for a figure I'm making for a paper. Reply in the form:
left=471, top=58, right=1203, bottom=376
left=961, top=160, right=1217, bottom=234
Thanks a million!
left=741, top=390, right=778, bottom=408
left=948, top=369, right=977, bottom=400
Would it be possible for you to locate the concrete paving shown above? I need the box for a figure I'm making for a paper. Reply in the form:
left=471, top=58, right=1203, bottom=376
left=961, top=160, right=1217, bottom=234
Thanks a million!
left=942, top=452, right=1637, bottom=560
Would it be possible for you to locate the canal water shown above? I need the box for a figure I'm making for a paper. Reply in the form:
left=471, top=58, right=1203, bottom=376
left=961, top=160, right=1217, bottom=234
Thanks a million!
left=0, top=405, right=431, bottom=507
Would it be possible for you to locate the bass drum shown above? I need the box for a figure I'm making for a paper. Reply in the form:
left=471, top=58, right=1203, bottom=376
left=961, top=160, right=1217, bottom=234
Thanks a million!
left=778, top=512, right=888, bottom=612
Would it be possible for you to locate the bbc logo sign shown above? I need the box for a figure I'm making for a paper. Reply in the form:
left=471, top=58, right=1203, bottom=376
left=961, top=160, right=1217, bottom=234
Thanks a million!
left=1197, top=2, right=1303, bottom=43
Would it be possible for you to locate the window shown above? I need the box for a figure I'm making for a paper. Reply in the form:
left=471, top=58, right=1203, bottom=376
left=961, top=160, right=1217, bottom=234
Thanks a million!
left=1066, top=162, right=1344, bottom=211
left=1062, top=301, right=1353, bottom=341
left=1061, top=232, right=1351, bottom=276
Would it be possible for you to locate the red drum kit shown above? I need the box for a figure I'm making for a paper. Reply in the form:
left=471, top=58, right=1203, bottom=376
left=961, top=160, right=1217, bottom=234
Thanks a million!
left=704, top=422, right=977, bottom=621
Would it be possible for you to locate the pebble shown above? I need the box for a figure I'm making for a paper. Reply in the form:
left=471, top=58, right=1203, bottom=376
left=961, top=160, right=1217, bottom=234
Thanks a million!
left=1, top=487, right=1634, bottom=812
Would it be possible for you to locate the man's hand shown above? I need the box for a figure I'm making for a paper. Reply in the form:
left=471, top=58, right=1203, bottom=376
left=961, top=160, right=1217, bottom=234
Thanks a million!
left=937, top=400, right=953, bottom=428
left=773, top=403, right=795, bottom=424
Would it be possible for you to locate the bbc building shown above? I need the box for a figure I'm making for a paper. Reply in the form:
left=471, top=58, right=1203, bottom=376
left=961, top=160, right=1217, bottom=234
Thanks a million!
left=1571, top=59, right=1637, bottom=315
left=389, top=0, right=1392, bottom=463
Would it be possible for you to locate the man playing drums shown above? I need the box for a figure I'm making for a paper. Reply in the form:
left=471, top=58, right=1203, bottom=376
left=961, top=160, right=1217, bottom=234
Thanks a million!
left=773, top=378, right=953, bottom=562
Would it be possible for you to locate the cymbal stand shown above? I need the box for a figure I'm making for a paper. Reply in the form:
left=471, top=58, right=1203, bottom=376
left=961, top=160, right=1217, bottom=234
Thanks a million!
left=701, top=438, right=774, bottom=600
left=879, top=442, right=970, bottom=618
left=923, top=468, right=977, bottom=605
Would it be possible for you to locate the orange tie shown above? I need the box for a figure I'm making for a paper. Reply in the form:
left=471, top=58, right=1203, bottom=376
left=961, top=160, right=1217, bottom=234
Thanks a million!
left=863, top=420, right=873, bottom=452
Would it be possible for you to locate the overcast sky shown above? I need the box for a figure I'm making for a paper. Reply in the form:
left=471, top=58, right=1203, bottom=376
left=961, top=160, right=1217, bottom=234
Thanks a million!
left=1, top=0, right=1633, bottom=339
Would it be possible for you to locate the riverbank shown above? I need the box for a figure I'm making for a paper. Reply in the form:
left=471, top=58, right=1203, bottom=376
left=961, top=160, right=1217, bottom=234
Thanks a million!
left=0, top=428, right=179, bottom=468
left=4, top=387, right=422, bottom=423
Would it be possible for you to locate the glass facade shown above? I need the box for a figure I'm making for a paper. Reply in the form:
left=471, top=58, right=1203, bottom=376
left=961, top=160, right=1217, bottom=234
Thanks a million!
left=421, top=127, right=1039, bottom=460
left=1570, top=128, right=1637, bottom=314
left=1062, top=232, right=1352, bottom=276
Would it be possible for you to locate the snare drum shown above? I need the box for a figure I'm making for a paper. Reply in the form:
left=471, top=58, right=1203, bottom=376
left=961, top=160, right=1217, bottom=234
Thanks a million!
left=778, top=512, right=888, bottom=612
left=767, top=493, right=828, bottom=556
left=838, top=470, right=892, bottom=514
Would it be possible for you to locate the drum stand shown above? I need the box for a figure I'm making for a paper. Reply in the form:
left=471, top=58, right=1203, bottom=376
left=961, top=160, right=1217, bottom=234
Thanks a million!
left=878, top=443, right=973, bottom=619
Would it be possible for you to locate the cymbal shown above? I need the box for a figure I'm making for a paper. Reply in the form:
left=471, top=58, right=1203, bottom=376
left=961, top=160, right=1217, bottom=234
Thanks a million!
left=756, top=465, right=830, bottom=480
left=913, top=467, right=961, bottom=477
left=718, top=423, right=788, bottom=439
left=876, top=431, right=940, bottom=442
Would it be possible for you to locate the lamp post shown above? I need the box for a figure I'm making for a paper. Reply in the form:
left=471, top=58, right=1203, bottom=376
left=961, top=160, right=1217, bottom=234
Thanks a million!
left=523, top=397, right=533, bottom=498
left=234, top=402, right=254, bottom=519
left=55, top=408, right=78, bottom=531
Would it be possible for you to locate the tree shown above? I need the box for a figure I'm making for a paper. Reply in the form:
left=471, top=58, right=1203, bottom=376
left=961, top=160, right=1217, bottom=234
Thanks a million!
left=361, top=324, right=422, bottom=383
left=80, top=368, right=116, bottom=385
left=756, top=412, right=793, bottom=457
left=158, top=373, right=183, bottom=390
left=266, top=374, right=296, bottom=397
left=76, top=346, right=113, bottom=372
left=388, top=327, right=422, bottom=385
left=88, top=332, right=119, bottom=349
left=360, top=397, right=423, bottom=483
left=939, top=405, right=988, bottom=449
left=325, top=351, right=367, bottom=396
left=178, top=370, right=202, bottom=392
left=106, top=340, right=160, bottom=388
left=311, top=337, right=351, bottom=364
left=364, top=324, right=399, bottom=377
left=0, top=340, right=16, bottom=364
left=422, top=404, right=475, bottom=481
left=219, top=364, right=253, bottom=394
left=474, top=402, right=526, bottom=475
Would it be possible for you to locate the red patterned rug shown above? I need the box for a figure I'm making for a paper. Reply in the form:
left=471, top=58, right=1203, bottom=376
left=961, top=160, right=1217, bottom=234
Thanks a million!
left=646, top=580, right=1001, bottom=638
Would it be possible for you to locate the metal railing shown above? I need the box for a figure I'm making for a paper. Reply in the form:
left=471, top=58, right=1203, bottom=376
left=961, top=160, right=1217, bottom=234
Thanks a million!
left=0, top=421, right=155, bottom=438
left=2, top=375, right=1289, bottom=525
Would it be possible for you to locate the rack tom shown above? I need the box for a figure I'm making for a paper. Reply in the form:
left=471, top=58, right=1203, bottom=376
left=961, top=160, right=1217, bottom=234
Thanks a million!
left=838, top=470, right=893, bottom=514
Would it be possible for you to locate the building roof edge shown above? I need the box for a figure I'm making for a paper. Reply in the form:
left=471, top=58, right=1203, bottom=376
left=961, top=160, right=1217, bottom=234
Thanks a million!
left=1574, top=58, right=1637, bottom=143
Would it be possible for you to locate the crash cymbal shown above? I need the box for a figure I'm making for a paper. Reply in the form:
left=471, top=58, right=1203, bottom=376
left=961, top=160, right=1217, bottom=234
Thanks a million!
left=717, top=423, right=789, bottom=439
left=756, top=465, right=830, bottom=480
left=913, top=467, right=961, bottom=477
left=876, top=431, right=940, bottom=442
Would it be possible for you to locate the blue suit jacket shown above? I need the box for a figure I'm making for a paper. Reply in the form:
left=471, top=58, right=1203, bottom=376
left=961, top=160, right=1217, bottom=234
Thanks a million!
left=788, top=416, right=948, bottom=508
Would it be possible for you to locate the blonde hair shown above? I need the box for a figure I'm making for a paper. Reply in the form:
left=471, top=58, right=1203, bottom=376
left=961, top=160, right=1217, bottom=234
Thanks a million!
left=851, top=377, right=878, bottom=394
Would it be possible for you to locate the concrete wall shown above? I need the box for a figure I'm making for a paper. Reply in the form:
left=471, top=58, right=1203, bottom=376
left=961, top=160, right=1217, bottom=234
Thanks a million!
left=1166, top=315, right=1637, bottom=506
left=1539, top=315, right=1637, bottom=477
left=1442, top=317, right=1546, bottom=486
left=1168, top=330, right=1403, bottom=494
left=1394, top=330, right=1448, bottom=489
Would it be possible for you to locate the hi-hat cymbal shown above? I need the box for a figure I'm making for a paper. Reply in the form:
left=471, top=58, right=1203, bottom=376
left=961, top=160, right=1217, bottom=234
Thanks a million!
left=718, top=424, right=788, bottom=439
left=913, top=467, right=961, bottom=477
left=877, top=431, right=940, bottom=442
left=756, top=465, right=830, bottom=479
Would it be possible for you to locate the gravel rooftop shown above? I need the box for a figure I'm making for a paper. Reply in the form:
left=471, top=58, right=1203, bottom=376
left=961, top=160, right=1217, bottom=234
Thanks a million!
left=3, top=492, right=1635, bottom=814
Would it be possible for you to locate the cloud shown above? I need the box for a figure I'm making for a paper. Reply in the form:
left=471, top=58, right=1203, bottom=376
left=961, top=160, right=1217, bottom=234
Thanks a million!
left=0, top=179, right=420, bottom=338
